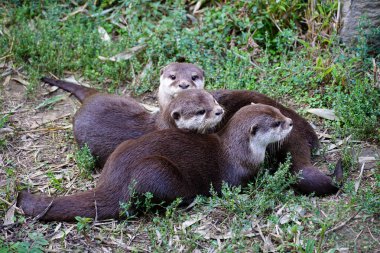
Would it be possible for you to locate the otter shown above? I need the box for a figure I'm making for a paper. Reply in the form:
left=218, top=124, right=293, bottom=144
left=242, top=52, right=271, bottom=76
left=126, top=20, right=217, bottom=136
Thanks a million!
left=73, top=89, right=223, bottom=166
left=41, top=62, right=204, bottom=105
left=209, top=90, right=343, bottom=196
left=17, top=104, right=293, bottom=221
left=157, top=62, right=205, bottom=110
left=47, top=86, right=223, bottom=167
left=41, top=63, right=206, bottom=166
left=42, top=63, right=342, bottom=195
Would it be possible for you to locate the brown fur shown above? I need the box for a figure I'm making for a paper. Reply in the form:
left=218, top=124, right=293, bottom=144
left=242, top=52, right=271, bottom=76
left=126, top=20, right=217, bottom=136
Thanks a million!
left=69, top=88, right=222, bottom=166
left=210, top=90, right=343, bottom=196
left=41, top=63, right=208, bottom=167
left=17, top=104, right=292, bottom=221
left=41, top=77, right=98, bottom=103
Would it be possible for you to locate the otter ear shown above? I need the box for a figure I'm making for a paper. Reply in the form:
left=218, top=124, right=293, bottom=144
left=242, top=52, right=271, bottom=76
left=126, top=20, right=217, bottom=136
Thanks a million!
left=250, top=124, right=258, bottom=135
left=202, top=69, right=205, bottom=78
left=171, top=111, right=180, bottom=120
left=160, top=68, right=164, bottom=75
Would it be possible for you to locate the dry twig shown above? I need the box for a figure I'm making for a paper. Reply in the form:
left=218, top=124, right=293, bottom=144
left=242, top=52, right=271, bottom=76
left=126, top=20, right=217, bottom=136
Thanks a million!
left=325, top=209, right=361, bottom=235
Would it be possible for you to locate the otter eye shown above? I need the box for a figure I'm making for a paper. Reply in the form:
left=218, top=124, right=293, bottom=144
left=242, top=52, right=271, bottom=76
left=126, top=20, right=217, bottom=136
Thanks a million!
left=169, top=75, right=176, bottom=80
left=250, top=125, right=258, bottom=135
left=272, top=121, right=281, bottom=128
left=196, top=109, right=206, bottom=115
left=172, top=112, right=180, bottom=120
left=192, top=75, right=199, bottom=81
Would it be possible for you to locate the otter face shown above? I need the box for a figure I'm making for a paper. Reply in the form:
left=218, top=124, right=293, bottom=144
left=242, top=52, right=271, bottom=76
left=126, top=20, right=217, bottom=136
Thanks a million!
left=169, top=90, right=224, bottom=133
left=158, top=63, right=205, bottom=108
left=248, top=105, right=293, bottom=149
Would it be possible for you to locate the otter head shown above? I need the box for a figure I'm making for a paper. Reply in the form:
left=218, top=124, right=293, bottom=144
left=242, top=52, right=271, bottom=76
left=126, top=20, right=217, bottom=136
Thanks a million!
left=247, top=104, right=293, bottom=149
left=223, top=104, right=293, bottom=165
left=158, top=62, right=205, bottom=110
left=163, top=89, right=224, bottom=133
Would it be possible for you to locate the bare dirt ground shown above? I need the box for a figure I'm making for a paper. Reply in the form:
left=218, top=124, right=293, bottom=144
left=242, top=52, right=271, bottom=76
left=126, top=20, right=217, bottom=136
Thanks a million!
left=1, top=72, right=379, bottom=252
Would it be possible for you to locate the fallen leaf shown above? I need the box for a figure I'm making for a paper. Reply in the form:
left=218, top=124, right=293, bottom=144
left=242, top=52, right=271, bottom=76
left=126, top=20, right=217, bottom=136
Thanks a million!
left=295, top=205, right=306, bottom=216
left=193, top=0, right=202, bottom=14
left=35, top=95, right=66, bottom=110
left=318, top=132, right=333, bottom=139
left=196, top=229, right=233, bottom=240
left=354, top=162, right=365, bottom=193
left=51, top=225, right=75, bottom=240
left=358, top=156, right=377, bottom=163
left=12, top=77, right=30, bottom=86
left=326, top=143, right=337, bottom=150
left=98, top=45, right=146, bottom=62
left=279, top=214, right=290, bottom=224
left=60, top=3, right=88, bottom=21
left=0, top=127, right=14, bottom=136
left=155, top=229, right=162, bottom=245
left=181, top=214, right=204, bottom=231
left=28, top=112, right=71, bottom=129
left=263, top=235, right=276, bottom=253
left=186, top=14, right=197, bottom=23
left=327, top=136, right=351, bottom=151
left=2, top=75, right=11, bottom=86
left=4, top=203, right=16, bottom=225
left=307, top=108, right=338, bottom=120
left=62, top=76, right=80, bottom=84
left=98, top=26, right=111, bottom=42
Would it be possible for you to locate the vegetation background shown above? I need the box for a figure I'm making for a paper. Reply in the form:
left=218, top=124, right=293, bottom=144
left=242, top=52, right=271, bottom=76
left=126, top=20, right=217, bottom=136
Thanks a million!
left=0, top=0, right=379, bottom=252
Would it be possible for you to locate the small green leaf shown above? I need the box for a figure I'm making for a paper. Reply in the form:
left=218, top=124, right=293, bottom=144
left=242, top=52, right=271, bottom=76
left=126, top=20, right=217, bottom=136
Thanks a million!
left=35, top=95, right=66, bottom=110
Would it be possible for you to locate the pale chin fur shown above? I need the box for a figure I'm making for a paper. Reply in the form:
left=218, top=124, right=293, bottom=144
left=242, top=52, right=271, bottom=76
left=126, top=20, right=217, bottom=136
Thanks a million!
left=193, top=78, right=205, bottom=89
left=204, top=112, right=224, bottom=130
left=175, top=110, right=223, bottom=134
left=175, top=115, right=205, bottom=132
left=158, top=76, right=173, bottom=108
left=249, top=125, right=293, bottom=164
left=267, top=126, right=293, bottom=155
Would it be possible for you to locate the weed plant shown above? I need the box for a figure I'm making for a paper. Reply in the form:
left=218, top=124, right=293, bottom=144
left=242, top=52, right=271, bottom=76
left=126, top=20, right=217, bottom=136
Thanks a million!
left=74, top=144, right=96, bottom=178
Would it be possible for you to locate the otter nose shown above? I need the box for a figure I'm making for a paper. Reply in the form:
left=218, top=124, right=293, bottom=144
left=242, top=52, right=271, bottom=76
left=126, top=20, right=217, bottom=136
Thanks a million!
left=215, top=108, right=224, bottom=116
left=179, top=83, right=190, bottom=89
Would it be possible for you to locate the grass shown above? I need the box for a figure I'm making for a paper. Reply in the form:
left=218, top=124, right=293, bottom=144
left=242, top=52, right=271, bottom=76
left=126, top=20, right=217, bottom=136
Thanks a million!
left=0, top=0, right=379, bottom=252
left=74, top=144, right=97, bottom=179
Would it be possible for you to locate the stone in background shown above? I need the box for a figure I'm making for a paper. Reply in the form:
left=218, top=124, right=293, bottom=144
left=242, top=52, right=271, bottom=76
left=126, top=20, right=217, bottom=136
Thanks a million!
left=340, top=0, right=380, bottom=51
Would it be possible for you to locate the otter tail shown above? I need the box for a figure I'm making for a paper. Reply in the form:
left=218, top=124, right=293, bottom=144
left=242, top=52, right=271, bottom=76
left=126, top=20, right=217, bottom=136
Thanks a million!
left=41, top=77, right=98, bottom=103
left=295, top=159, right=343, bottom=196
left=17, top=188, right=120, bottom=221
